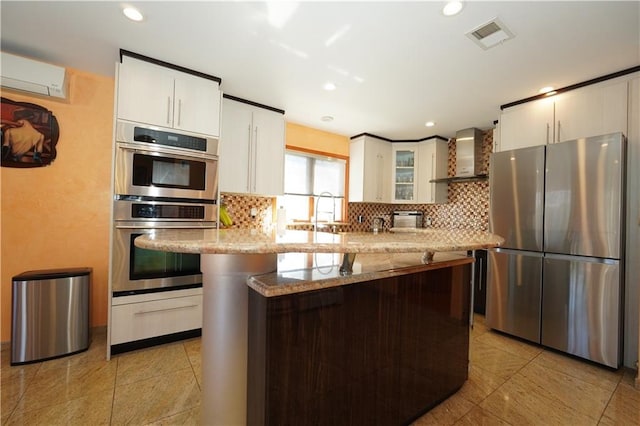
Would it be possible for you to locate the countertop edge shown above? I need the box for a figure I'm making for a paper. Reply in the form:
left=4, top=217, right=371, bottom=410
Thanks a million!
left=248, top=256, right=474, bottom=297
left=135, top=229, right=504, bottom=255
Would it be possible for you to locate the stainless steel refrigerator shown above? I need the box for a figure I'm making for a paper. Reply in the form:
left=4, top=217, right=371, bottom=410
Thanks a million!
left=487, top=133, right=625, bottom=368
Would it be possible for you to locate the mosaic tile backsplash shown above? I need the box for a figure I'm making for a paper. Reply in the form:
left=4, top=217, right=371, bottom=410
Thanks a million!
left=220, top=193, right=275, bottom=231
left=222, top=129, right=494, bottom=232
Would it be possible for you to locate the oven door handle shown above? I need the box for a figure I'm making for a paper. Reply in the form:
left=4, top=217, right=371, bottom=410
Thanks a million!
left=117, top=142, right=218, bottom=162
left=115, top=224, right=218, bottom=230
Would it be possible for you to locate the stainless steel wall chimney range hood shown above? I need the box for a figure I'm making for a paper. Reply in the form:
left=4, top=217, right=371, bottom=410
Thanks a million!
left=455, top=128, right=484, bottom=177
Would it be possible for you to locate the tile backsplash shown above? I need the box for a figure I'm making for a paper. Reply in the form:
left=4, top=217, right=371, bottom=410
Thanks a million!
left=220, top=193, right=275, bottom=231
left=222, top=129, right=493, bottom=232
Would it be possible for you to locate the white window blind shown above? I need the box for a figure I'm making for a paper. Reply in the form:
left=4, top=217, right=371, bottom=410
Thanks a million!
left=281, top=151, right=346, bottom=221
left=284, top=152, right=345, bottom=196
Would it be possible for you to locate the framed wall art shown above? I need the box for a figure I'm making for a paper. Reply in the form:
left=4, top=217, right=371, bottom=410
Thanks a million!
left=1, top=97, right=59, bottom=168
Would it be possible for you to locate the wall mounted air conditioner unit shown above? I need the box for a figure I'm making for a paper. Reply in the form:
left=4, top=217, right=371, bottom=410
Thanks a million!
left=1, top=52, right=68, bottom=99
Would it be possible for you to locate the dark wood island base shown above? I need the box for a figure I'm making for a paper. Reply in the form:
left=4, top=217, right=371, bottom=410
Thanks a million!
left=248, top=261, right=472, bottom=425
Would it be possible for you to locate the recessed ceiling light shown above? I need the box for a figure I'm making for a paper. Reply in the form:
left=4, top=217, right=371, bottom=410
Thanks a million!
left=323, top=82, right=336, bottom=91
left=443, top=1, right=464, bottom=17
left=123, top=6, right=143, bottom=22
left=539, top=86, right=557, bottom=96
left=425, top=121, right=436, bottom=127
left=266, top=1, right=298, bottom=29
left=321, top=115, right=334, bottom=122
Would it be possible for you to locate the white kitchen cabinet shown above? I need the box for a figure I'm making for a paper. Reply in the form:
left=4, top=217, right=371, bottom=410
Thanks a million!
left=554, top=79, right=628, bottom=143
left=417, top=138, right=448, bottom=204
left=498, top=97, right=554, bottom=151
left=391, top=139, right=448, bottom=204
left=117, top=56, right=221, bottom=137
left=110, top=288, right=203, bottom=345
left=219, top=97, right=285, bottom=196
left=349, top=135, right=391, bottom=203
left=350, top=136, right=446, bottom=204
left=499, top=78, right=629, bottom=152
left=392, top=143, right=418, bottom=203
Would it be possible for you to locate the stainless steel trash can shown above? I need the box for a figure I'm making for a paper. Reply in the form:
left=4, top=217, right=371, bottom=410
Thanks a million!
left=11, top=267, right=91, bottom=365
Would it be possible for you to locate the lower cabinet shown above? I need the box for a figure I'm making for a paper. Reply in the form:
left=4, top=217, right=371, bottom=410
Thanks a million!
left=248, top=263, right=471, bottom=425
left=110, top=288, right=203, bottom=348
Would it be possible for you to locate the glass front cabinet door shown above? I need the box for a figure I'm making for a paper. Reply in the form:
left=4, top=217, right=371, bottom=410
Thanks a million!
left=392, top=145, right=417, bottom=202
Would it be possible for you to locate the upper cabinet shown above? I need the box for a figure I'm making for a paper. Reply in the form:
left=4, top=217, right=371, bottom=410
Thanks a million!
left=350, top=135, right=447, bottom=204
left=117, top=56, right=221, bottom=137
left=219, top=96, right=285, bottom=196
left=498, top=78, right=629, bottom=152
left=349, top=135, right=391, bottom=203
left=417, top=138, right=448, bottom=204
left=554, top=79, right=628, bottom=143
left=392, top=139, right=448, bottom=204
left=498, top=98, right=554, bottom=151
left=392, top=144, right=418, bottom=203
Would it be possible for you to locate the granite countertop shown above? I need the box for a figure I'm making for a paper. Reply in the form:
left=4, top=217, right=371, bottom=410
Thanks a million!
left=249, top=251, right=473, bottom=297
left=135, top=228, right=503, bottom=297
left=134, top=228, right=504, bottom=254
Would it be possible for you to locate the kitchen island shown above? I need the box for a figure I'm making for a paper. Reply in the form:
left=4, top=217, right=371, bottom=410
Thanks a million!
left=136, top=229, right=503, bottom=425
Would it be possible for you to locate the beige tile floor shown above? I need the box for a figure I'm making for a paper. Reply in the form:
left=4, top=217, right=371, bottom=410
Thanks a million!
left=1, top=315, right=638, bottom=425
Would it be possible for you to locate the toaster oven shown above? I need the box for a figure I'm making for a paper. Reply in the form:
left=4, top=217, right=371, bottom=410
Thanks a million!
left=392, top=211, right=423, bottom=228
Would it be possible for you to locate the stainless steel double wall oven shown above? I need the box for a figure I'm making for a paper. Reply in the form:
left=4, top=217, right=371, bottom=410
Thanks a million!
left=111, top=120, right=219, bottom=296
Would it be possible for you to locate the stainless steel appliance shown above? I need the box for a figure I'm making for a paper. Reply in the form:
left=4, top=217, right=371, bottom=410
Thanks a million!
left=114, top=120, right=219, bottom=201
left=111, top=198, right=217, bottom=295
left=487, top=133, right=626, bottom=368
left=392, top=210, right=423, bottom=228
left=12, top=268, right=91, bottom=364
left=109, top=107, right=219, bottom=355
left=455, top=127, right=484, bottom=177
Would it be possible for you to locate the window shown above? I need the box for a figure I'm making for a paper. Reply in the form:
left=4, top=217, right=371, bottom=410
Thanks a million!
left=278, top=150, right=347, bottom=222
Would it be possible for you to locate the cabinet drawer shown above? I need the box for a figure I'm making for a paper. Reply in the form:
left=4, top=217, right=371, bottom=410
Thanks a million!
left=111, top=294, right=203, bottom=345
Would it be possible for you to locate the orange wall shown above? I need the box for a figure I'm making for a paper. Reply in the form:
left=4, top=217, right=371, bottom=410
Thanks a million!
left=1, top=68, right=114, bottom=342
left=286, top=122, right=349, bottom=157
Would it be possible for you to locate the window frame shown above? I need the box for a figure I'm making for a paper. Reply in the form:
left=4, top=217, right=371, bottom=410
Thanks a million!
left=281, top=147, right=349, bottom=222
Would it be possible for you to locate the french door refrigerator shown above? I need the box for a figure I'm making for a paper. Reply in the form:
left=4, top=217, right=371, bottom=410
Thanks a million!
left=487, top=133, right=625, bottom=368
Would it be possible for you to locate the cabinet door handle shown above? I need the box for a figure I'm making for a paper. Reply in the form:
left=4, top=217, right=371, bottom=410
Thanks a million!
left=253, top=127, right=259, bottom=192
left=546, top=123, right=550, bottom=144
left=556, top=120, right=561, bottom=143
left=478, top=258, right=483, bottom=291
left=135, top=304, right=199, bottom=315
left=246, top=125, right=252, bottom=192
left=431, top=153, right=435, bottom=203
left=177, top=99, right=182, bottom=127
left=376, top=154, right=379, bottom=200
left=167, top=97, right=172, bottom=125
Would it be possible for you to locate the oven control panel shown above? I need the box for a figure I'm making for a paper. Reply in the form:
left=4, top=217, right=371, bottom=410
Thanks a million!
left=132, top=203, right=205, bottom=220
left=113, top=198, right=216, bottom=222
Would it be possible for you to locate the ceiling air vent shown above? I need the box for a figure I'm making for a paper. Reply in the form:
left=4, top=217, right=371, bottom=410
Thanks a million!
left=466, top=18, right=514, bottom=50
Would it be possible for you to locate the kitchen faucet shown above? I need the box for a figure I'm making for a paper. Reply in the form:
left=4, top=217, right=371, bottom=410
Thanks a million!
left=314, top=191, right=335, bottom=231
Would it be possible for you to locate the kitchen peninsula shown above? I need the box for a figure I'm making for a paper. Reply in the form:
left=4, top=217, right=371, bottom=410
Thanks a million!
left=136, top=229, right=503, bottom=425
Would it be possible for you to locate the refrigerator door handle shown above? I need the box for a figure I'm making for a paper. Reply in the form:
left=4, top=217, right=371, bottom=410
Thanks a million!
left=544, top=253, right=619, bottom=265
left=492, top=247, right=544, bottom=257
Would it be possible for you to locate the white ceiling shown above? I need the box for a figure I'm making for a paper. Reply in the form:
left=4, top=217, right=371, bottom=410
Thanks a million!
left=1, top=1, right=639, bottom=140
